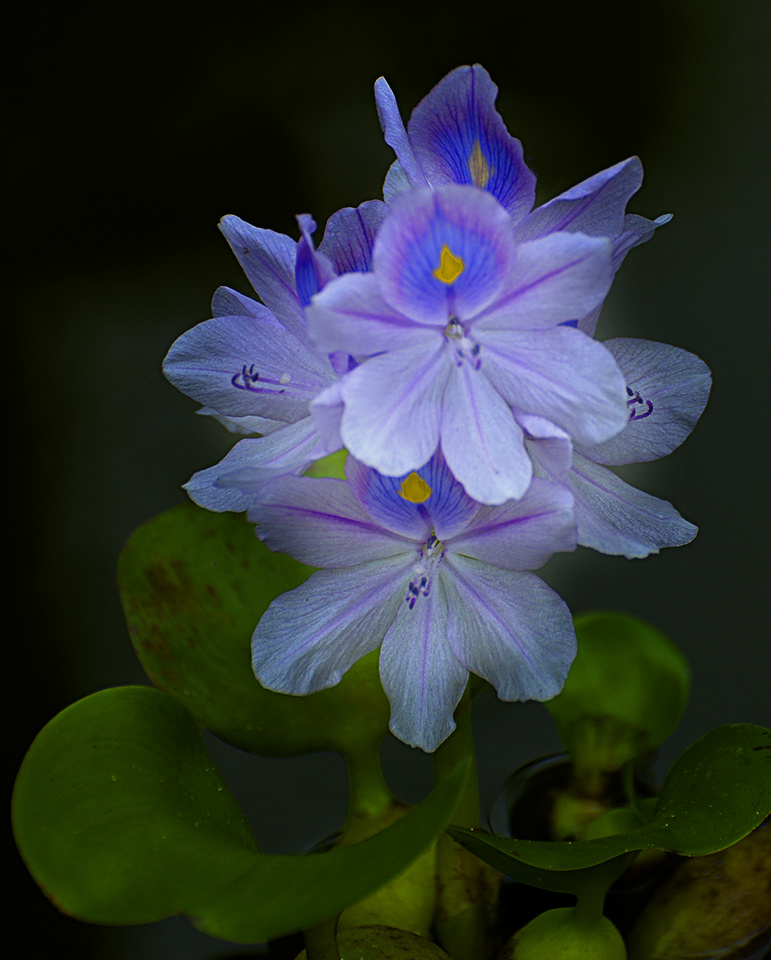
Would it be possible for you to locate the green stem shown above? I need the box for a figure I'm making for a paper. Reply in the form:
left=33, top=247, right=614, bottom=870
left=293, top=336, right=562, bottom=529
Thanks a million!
left=341, top=735, right=393, bottom=840
left=573, top=851, right=637, bottom=927
left=433, top=681, right=478, bottom=826
left=572, top=883, right=607, bottom=925
left=303, top=916, right=341, bottom=960
left=433, top=683, right=497, bottom=960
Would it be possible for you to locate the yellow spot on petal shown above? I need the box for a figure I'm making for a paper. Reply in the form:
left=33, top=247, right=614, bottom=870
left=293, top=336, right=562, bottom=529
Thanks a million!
left=469, top=139, right=492, bottom=189
left=399, top=472, right=432, bottom=503
left=433, top=245, right=465, bottom=284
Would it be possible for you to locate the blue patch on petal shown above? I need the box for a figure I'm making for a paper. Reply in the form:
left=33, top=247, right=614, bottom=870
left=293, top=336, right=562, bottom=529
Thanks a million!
left=351, top=464, right=430, bottom=540
left=382, top=186, right=512, bottom=324
left=417, top=454, right=479, bottom=539
left=408, top=65, right=536, bottom=222
left=560, top=319, right=579, bottom=328
left=295, top=237, right=321, bottom=307
left=348, top=453, right=479, bottom=541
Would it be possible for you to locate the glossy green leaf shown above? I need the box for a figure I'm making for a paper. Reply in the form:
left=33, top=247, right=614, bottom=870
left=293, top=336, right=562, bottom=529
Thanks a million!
left=13, top=686, right=260, bottom=925
left=648, top=722, right=771, bottom=855
left=545, top=611, right=691, bottom=777
left=474, top=849, right=636, bottom=900
left=13, top=686, right=470, bottom=942
left=449, top=724, right=771, bottom=881
left=118, top=501, right=391, bottom=758
left=197, top=758, right=469, bottom=943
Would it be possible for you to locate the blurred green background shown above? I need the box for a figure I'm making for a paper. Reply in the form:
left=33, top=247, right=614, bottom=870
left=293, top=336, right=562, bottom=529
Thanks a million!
left=10, top=0, right=769, bottom=956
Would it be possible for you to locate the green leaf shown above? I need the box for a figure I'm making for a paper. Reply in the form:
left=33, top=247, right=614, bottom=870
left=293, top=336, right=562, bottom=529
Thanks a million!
left=470, top=849, right=637, bottom=900
left=13, top=686, right=470, bottom=943
left=197, top=759, right=469, bottom=943
left=118, top=501, right=391, bottom=758
left=13, top=686, right=260, bottom=925
left=448, top=724, right=771, bottom=885
left=647, top=722, right=771, bottom=856
left=545, top=611, right=691, bottom=778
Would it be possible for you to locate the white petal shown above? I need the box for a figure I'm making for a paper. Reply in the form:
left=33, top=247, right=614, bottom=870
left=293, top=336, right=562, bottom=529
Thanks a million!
left=449, top=478, right=576, bottom=570
left=478, top=325, right=628, bottom=446
left=379, top=570, right=468, bottom=752
left=249, top=476, right=413, bottom=568
left=581, top=339, right=712, bottom=465
left=340, top=341, right=450, bottom=476
left=252, top=557, right=411, bottom=694
left=440, top=363, right=531, bottom=504
left=444, top=556, right=576, bottom=701
left=568, top=453, right=698, bottom=558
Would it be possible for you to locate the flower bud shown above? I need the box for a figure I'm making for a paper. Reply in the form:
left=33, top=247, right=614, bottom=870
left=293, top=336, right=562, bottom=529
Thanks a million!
left=499, top=907, right=626, bottom=959
left=337, top=801, right=437, bottom=937
left=294, top=923, right=450, bottom=959
left=626, top=820, right=771, bottom=959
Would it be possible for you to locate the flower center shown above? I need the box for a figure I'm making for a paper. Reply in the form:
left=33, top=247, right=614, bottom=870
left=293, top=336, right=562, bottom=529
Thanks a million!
left=405, top=534, right=445, bottom=610
left=433, top=244, right=465, bottom=284
left=443, top=319, right=481, bottom=370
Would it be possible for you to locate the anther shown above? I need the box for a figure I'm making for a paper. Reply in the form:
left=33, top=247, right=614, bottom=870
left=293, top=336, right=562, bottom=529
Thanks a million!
left=231, top=364, right=288, bottom=394
left=626, top=386, right=654, bottom=420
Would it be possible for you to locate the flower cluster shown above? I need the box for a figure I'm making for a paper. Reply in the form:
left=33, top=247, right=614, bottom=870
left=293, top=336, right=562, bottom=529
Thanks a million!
left=164, top=65, right=711, bottom=751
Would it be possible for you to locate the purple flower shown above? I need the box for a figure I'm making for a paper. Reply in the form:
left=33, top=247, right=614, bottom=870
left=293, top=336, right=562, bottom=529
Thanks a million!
left=307, top=184, right=629, bottom=505
left=162, top=202, right=386, bottom=511
left=528, top=339, right=712, bottom=558
left=375, top=64, right=670, bottom=336
left=249, top=453, right=577, bottom=752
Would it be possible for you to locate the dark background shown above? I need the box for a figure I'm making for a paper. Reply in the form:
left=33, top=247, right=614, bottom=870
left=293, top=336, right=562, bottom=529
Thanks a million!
left=10, top=1, right=769, bottom=956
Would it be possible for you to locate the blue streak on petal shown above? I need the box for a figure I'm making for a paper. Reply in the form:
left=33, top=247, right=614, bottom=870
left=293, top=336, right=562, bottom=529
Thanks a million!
left=295, top=214, right=337, bottom=308
left=347, top=457, right=432, bottom=541
left=319, top=200, right=388, bottom=274
left=408, top=65, right=536, bottom=222
left=415, top=453, right=480, bottom=539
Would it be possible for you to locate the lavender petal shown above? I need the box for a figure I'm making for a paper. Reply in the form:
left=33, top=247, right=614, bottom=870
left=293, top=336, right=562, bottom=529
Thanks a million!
left=444, top=556, right=576, bottom=701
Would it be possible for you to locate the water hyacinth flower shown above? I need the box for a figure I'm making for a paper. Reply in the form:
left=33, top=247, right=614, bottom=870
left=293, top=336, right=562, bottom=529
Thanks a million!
left=307, top=183, right=629, bottom=505
left=375, top=63, right=671, bottom=339
left=249, top=452, right=577, bottom=752
left=162, top=202, right=386, bottom=511
left=528, top=338, right=711, bottom=558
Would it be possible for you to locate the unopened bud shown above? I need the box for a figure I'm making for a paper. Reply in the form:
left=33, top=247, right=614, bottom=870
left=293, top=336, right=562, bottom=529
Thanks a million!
left=627, top=820, right=771, bottom=959
left=499, top=906, right=626, bottom=959
left=294, top=923, right=450, bottom=959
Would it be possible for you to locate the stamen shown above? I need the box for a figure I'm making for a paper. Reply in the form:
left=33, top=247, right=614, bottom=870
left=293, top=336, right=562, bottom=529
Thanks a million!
left=403, top=536, right=444, bottom=609
left=231, top=364, right=288, bottom=394
left=399, top=472, right=433, bottom=503
left=468, top=140, right=492, bottom=189
left=626, top=386, right=654, bottom=420
left=444, top=322, right=482, bottom=371
left=445, top=318, right=464, bottom=340
left=433, top=245, right=465, bottom=284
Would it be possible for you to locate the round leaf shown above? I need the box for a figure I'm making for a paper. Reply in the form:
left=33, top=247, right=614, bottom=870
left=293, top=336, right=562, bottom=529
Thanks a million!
left=13, top=685, right=259, bottom=925
left=118, top=501, right=391, bottom=758
left=13, top=686, right=470, bottom=942
left=448, top=724, right=771, bottom=881
left=545, top=611, right=691, bottom=775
